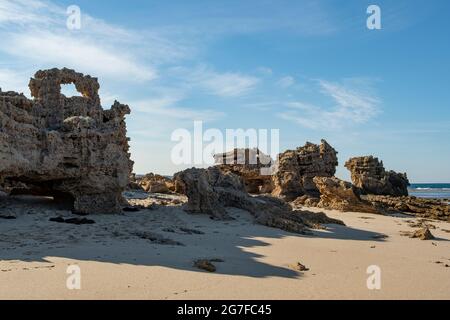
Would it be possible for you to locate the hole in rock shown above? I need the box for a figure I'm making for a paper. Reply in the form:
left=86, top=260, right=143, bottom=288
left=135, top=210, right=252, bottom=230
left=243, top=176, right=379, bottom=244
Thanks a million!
left=60, top=83, right=81, bottom=98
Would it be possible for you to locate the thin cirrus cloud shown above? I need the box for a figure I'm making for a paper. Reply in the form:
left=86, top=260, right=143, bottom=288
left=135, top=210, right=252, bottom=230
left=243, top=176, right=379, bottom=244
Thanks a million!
left=3, top=31, right=157, bottom=82
left=277, top=79, right=381, bottom=130
left=276, top=76, right=295, bottom=88
left=131, top=96, right=225, bottom=122
left=0, top=0, right=184, bottom=83
left=169, top=65, right=260, bottom=97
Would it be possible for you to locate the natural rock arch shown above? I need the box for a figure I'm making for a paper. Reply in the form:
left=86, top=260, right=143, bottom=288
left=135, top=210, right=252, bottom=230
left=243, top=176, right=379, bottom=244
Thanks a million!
left=0, top=68, right=133, bottom=214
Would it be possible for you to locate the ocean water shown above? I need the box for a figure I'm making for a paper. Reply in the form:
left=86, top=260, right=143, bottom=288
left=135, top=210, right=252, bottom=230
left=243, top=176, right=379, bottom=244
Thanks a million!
left=409, top=183, right=450, bottom=200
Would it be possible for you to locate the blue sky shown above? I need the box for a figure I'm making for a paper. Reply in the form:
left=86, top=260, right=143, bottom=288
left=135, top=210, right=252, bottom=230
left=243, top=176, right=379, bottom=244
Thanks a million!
left=0, top=0, right=449, bottom=182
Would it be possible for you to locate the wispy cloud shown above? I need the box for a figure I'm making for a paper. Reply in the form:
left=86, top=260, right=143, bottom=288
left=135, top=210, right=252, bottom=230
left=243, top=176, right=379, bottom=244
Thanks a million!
left=3, top=31, right=157, bottom=81
left=276, top=76, right=295, bottom=88
left=0, top=0, right=190, bottom=83
left=277, top=79, right=381, bottom=130
left=131, top=96, right=224, bottom=122
left=170, top=65, right=260, bottom=97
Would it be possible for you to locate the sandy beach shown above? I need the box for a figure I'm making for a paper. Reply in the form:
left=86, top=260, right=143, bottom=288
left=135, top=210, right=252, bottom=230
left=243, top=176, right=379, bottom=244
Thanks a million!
left=1, top=193, right=449, bottom=300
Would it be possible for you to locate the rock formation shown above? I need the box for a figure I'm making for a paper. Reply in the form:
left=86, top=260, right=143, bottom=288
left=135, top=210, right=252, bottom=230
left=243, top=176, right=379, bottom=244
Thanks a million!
left=214, top=148, right=273, bottom=194
left=139, top=173, right=175, bottom=193
left=173, top=166, right=344, bottom=234
left=127, top=173, right=144, bottom=191
left=271, top=140, right=338, bottom=200
left=0, top=68, right=133, bottom=214
left=365, top=195, right=450, bottom=221
left=306, top=177, right=379, bottom=213
left=345, top=156, right=409, bottom=196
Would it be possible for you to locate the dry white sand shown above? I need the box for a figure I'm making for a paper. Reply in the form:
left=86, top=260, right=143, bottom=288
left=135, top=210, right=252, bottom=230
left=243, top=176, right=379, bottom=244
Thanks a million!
left=0, top=193, right=449, bottom=300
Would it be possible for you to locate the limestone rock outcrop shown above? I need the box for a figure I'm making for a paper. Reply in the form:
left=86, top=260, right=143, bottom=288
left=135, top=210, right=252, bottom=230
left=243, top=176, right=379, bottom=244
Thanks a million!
left=271, top=140, right=338, bottom=200
left=139, top=173, right=175, bottom=193
left=345, top=156, right=409, bottom=196
left=365, top=195, right=450, bottom=221
left=214, top=148, right=273, bottom=194
left=0, top=68, right=133, bottom=214
left=173, top=167, right=344, bottom=234
left=311, top=177, right=379, bottom=213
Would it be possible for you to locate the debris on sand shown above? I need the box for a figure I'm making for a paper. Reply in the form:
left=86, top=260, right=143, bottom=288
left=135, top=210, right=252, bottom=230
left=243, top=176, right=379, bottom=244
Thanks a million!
left=406, top=219, right=436, bottom=229
left=49, top=216, right=95, bottom=225
left=372, top=234, right=389, bottom=240
left=133, top=231, right=183, bottom=246
left=411, top=228, right=435, bottom=240
left=194, top=259, right=217, bottom=272
left=289, top=262, right=309, bottom=272
left=0, top=215, right=16, bottom=220
left=400, top=228, right=435, bottom=240
left=122, top=206, right=141, bottom=212
left=163, top=227, right=205, bottom=235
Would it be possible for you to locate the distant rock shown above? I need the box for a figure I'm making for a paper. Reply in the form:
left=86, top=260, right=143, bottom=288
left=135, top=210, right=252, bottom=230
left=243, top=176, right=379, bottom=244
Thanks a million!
left=214, top=148, right=273, bottom=194
left=139, top=173, right=175, bottom=193
left=345, top=156, right=409, bottom=196
left=271, top=140, right=338, bottom=200
left=127, top=173, right=144, bottom=191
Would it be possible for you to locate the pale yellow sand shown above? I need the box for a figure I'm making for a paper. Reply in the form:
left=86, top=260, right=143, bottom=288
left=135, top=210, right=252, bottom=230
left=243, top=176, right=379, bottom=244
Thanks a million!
left=0, top=194, right=449, bottom=300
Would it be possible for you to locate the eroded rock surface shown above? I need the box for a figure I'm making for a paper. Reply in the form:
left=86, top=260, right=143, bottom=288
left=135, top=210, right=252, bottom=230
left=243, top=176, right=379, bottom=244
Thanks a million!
left=271, top=140, right=338, bottom=200
left=365, top=195, right=450, bottom=221
left=310, top=177, right=379, bottom=213
left=214, top=148, right=273, bottom=194
left=139, top=173, right=175, bottom=193
left=173, top=167, right=344, bottom=234
left=0, top=68, right=133, bottom=214
left=291, top=177, right=380, bottom=213
left=345, top=156, right=410, bottom=196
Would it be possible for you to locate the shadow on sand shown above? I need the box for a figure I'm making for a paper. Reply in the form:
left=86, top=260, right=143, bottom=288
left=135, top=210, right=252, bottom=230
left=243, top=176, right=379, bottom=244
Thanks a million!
left=0, top=195, right=392, bottom=279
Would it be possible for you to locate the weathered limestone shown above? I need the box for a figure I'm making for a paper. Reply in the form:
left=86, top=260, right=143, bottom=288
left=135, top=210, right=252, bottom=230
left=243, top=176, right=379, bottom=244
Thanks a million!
left=173, top=167, right=344, bottom=234
left=345, top=156, right=410, bottom=196
left=271, top=140, right=338, bottom=200
left=139, top=173, right=175, bottom=193
left=311, top=177, right=379, bottom=213
left=365, top=195, right=450, bottom=221
left=0, top=68, right=133, bottom=214
left=214, top=148, right=273, bottom=194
